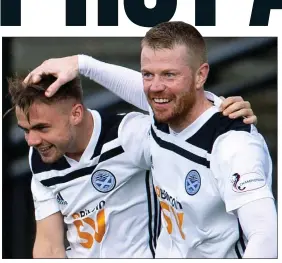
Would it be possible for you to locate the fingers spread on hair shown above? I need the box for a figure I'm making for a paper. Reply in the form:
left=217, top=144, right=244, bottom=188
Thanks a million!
left=23, top=73, right=31, bottom=84
left=32, top=73, right=43, bottom=84
left=24, top=69, right=44, bottom=85
left=45, top=78, right=68, bottom=97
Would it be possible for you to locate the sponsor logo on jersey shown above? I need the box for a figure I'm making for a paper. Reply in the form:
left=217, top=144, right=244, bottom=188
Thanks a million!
left=155, top=186, right=183, bottom=210
left=73, top=200, right=106, bottom=219
left=72, top=200, right=106, bottom=248
left=91, top=169, right=116, bottom=193
left=155, top=185, right=185, bottom=239
left=56, top=192, right=68, bottom=205
left=231, top=172, right=266, bottom=193
left=185, top=170, right=201, bottom=195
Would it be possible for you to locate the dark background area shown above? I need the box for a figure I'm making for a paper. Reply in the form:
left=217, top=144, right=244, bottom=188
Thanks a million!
left=2, top=37, right=277, bottom=258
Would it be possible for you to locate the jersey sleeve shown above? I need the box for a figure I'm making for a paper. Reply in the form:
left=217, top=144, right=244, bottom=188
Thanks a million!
left=118, top=112, right=152, bottom=170
left=29, top=148, right=60, bottom=220
left=210, top=129, right=274, bottom=213
left=78, top=54, right=149, bottom=111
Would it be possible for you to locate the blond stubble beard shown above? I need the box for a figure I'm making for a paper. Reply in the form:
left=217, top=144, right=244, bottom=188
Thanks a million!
left=150, top=85, right=197, bottom=128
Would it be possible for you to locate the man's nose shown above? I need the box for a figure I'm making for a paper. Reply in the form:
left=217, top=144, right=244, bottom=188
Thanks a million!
left=150, top=76, right=166, bottom=92
left=25, top=131, right=42, bottom=147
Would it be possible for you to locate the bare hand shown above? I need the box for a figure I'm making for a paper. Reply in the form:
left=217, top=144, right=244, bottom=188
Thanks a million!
left=24, top=55, right=79, bottom=97
left=219, top=96, right=257, bottom=125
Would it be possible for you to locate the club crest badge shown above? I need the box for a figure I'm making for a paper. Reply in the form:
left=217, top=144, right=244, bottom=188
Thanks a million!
left=185, top=170, right=201, bottom=195
left=91, top=169, right=116, bottom=193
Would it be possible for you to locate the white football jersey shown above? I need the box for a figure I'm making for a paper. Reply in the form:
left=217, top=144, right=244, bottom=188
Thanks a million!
left=30, top=109, right=161, bottom=258
left=149, top=100, right=274, bottom=258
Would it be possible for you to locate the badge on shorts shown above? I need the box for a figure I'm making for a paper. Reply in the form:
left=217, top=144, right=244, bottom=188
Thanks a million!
left=91, top=169, right=116, bottom=193
left=185, top=170, right=201, bottom=195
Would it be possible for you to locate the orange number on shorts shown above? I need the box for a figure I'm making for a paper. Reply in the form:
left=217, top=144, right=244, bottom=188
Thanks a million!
left=160, top=201, right=185, bottom=240
left=72, top=209, right=106, bottom=249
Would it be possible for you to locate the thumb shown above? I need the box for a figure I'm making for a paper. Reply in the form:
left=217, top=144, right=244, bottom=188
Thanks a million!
left=45, top=77, right=67, bottom=97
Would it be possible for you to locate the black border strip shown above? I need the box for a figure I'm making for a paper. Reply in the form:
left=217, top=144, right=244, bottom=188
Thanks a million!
left=1, top=0, right=21, bottom=26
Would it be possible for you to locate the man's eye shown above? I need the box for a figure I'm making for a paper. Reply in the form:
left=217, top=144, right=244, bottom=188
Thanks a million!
left=165, top=73, right=175, bottom=78
left=36, top=127, right=49, bottom=132
left=40, top=127, right=49, bottom=132
left=143, top=72, right=152, bottom=78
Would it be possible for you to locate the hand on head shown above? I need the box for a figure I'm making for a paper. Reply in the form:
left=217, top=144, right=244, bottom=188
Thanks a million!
left=23, top=55, right=79, bottom=97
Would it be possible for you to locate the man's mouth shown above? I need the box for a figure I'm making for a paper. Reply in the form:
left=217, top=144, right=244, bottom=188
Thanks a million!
left=153, top=98, right=171, bottom=104
left=38, top=145, right=53, bottom=154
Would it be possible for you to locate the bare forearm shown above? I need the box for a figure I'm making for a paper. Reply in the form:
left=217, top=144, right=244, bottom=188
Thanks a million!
left=33, top=212, right=66, bottom=258
left=33, top=240, right=66, bottom=258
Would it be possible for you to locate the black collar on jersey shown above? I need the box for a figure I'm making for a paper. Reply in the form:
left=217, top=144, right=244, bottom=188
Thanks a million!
left=153, top=116, right=169, bottom=134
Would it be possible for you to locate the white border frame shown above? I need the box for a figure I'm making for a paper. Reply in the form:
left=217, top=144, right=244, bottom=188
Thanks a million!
left=0, top=1, right=281, bottom=262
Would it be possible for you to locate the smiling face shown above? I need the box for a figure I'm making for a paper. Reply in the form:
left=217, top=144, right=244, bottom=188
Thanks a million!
left=16, top=100, right=78, bottom=163
left=141, top=44, right=200, bottom=126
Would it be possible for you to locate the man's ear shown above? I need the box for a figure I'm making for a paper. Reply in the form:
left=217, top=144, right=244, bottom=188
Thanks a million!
left=70, top=103, right=84, bottom=126
left=195, top=63, right=209, bottom=90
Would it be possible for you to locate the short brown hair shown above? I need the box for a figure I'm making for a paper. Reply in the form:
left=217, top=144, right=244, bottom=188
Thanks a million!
left=8, top=74, right=83, bottom=119
left=141, top=21, right=207, bottom=68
